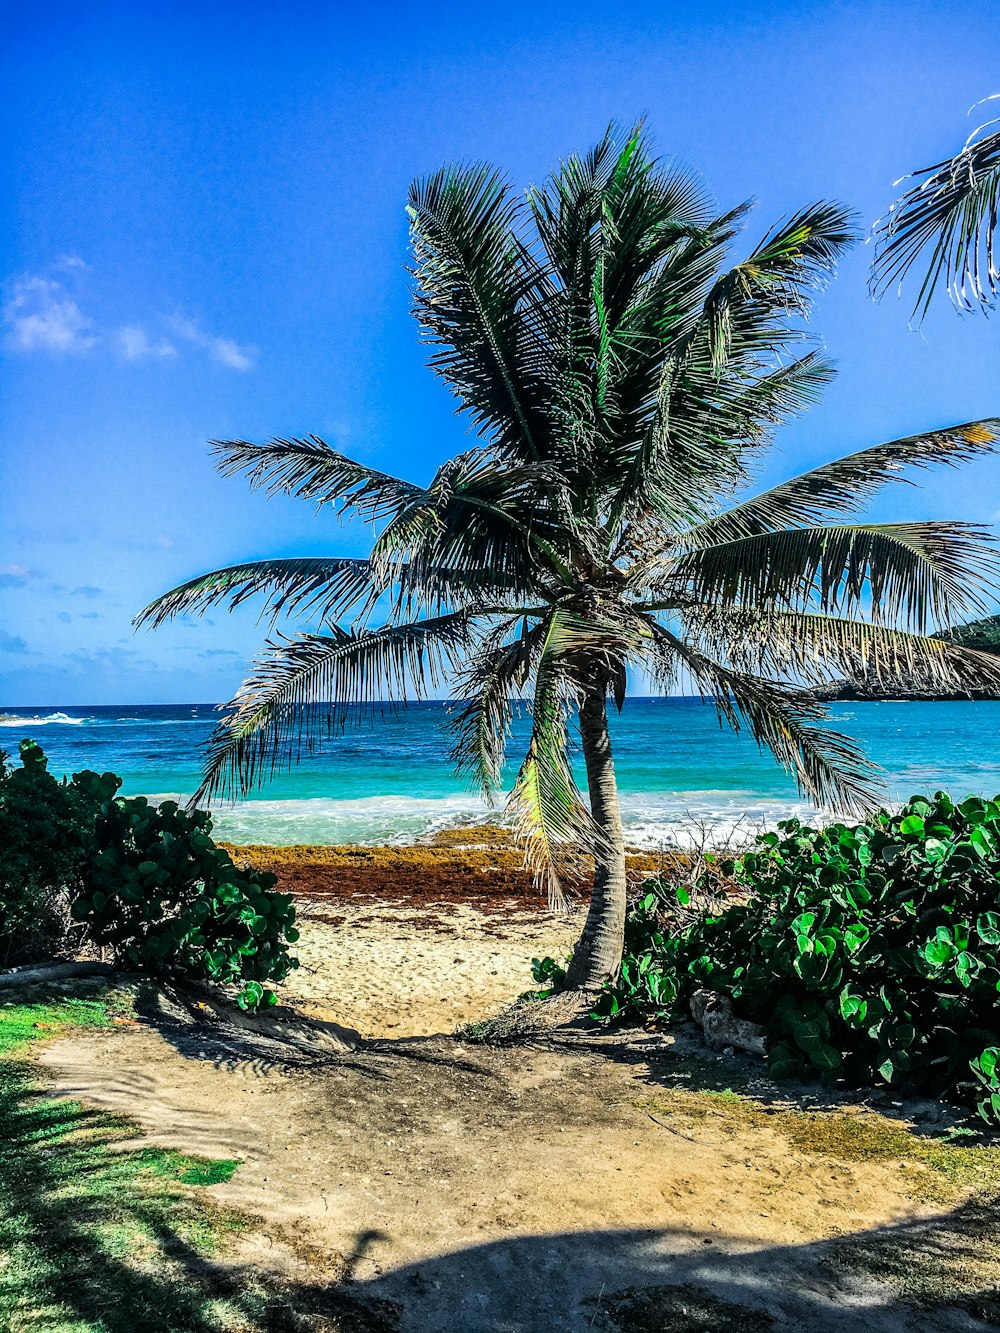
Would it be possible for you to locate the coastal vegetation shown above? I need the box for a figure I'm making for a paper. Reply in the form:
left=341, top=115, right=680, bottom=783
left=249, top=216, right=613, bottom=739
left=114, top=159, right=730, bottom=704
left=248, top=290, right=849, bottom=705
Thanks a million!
left=0, top=741, right=298, bottom=1008
left=584, top=790, right=1000, bottom=1121
left=141, top=123, right=1000, bottom=989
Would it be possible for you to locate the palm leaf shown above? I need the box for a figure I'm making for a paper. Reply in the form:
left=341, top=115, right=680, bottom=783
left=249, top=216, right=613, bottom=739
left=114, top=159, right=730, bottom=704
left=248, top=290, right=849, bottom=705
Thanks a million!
left=448, top=617, right=543, bottom=796
left=506, top=613, right=604, bottom=910
left=691, top=418, right=1000, bottom=543
left=683, top=606, right=1000, bottom=695
left=195, top=612, right=477, bottom=803
left=872, top=107, right=1000, bottom=318
left=646, top=624, right=884, bottom=812
left=703, top=202, right=858, bottom=367
left=134, top=557, right=380, bottom=630
left=212, top=437, right=423, bottom=524
left=408, top=163, right=551, bottom=463
left=668, top=521, right=1000, bottom=630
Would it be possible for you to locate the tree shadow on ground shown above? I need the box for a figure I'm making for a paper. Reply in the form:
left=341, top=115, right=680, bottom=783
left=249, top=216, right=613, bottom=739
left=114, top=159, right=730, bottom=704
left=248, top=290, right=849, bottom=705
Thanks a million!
left=11, top=991, right=1000, bottom=1333
left=331, top=1195, right=1000, bottom=1333
left=0, top=1037, right=400, bottom=1332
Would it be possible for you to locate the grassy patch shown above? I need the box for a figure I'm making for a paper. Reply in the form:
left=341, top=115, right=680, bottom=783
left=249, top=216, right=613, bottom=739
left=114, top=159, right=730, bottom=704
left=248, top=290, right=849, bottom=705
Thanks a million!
left=0, top=988, right=264, bottom=1332
left=636, top=1087, right=1000, bottom=1199
left=593, top=1281, right=774, bottom=1332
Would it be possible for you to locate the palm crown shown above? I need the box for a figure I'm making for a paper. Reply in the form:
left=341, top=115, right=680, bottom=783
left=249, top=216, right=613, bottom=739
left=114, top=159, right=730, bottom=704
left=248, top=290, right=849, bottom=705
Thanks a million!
left=141, top=124, right=1000, bottom=986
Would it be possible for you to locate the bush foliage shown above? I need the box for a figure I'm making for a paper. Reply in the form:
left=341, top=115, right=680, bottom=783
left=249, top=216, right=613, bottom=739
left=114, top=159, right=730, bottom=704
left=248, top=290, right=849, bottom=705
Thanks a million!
left=594, top=792, right=1000, bottom=1123
left=0, top=740, right=298, bottom=1008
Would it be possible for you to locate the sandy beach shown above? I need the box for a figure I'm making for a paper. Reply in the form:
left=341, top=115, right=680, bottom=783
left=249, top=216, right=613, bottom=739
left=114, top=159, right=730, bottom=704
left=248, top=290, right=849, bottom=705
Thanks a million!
left=229, top=833, right=668, bottom=1036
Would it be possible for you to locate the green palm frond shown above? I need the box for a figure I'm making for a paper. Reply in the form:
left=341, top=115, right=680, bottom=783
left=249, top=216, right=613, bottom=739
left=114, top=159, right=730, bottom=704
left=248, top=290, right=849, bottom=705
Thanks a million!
left=408, top=163, right=551, bottom=464
left=691, top=418, right=1000, bottom=543
left=703, top=202, right=858, bottom=367
left=134, top=557, right=381, bottom=630
left=668, top=521, right=1000, bottom=630
left=195, top=613, right=477, bottom=803
left=872, top=105, right=1000, bottom=318
left=647, top=625, right=884, bottom=812
left=448, top=617, right=543, bottom=796
left=212, top=437, right=423, bottom=524
left=683, top=606, right=1000, bottom=695
left=371, top=448, right=576, bottom=591
left=506, top=613, right=607, bottom=910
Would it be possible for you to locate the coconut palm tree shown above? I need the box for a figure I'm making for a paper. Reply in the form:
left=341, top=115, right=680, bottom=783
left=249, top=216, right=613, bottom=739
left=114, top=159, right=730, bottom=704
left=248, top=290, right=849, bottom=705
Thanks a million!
left=872, top=98, right=1000, bottom=319
left=139, top=125, right=1000, bottom=989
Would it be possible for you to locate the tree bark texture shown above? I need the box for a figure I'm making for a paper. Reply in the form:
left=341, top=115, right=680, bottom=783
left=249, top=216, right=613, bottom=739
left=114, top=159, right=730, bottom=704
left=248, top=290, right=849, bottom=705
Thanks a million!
left=565, top=684, right=627, bottom=990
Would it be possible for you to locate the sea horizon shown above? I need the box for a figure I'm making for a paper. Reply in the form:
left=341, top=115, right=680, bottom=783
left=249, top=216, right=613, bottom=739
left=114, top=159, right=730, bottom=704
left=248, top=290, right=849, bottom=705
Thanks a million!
left=4, top=698, right=1000, bottom=849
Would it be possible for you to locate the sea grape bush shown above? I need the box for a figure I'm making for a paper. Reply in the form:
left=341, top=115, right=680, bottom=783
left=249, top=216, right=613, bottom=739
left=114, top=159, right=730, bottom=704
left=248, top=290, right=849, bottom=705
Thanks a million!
left=0, top=740, right=298, bottom=1008
left=0, top=741, right=93, bottom=965
left=595, top=792, right=1000, bottom=1123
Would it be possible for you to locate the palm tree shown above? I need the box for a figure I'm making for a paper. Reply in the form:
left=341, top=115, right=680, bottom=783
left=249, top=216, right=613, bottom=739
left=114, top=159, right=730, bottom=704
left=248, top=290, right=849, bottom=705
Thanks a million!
left=139, top=125, right=1000, bottom=990
left=872, top=98, right=1000, bottom=319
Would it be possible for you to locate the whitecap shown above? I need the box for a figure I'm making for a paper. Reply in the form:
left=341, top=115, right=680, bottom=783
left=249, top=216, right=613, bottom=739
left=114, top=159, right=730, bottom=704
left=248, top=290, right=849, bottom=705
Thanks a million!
left=0, top=711, right=86, bottom=727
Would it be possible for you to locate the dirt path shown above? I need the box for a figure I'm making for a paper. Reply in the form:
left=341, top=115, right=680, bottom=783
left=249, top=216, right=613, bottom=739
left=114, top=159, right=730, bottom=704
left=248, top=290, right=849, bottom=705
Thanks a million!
left=39, top=1019, right=963, bottom=1333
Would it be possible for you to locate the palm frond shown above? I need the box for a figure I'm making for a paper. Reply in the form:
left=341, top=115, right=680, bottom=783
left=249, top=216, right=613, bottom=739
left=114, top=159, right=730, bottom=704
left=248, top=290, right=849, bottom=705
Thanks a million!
left=448, top=617, right=544, bottom=796
left=506, top=613, right=604, bottom=910
left=195, top=613, right=477, bottom=803
left=872, top=107, right=1000, bottom=318
left=212, top=437, right=422, bottom=524
left=682, top=606, right=1000, bottom=695
left=408, top=163, right=551, bottom=463
left=668, top=521, right=1000, bottom=630
left=703, top=202, right=858, bottom=367
left=646, top=624, right=885, bottom=813
left=134, top=557, right=380, bottom=630
left=691, top=418, right=1000, bottom=543
left=371, top=447, right=577, bottom=592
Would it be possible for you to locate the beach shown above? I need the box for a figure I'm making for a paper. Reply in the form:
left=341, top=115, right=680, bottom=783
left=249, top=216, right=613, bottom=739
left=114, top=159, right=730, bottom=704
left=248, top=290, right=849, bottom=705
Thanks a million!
left=229, top=833, right=669, bottom=1035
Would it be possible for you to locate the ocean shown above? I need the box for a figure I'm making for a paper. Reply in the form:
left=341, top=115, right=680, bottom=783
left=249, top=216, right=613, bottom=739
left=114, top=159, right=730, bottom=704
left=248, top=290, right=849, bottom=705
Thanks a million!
left=2, top=699, right=999, bottom=847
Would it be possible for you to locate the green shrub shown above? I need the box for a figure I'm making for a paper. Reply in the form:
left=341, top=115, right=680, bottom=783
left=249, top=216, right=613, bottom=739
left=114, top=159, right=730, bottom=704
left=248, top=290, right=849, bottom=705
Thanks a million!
left=0, top=741, right=299, bottom=1009
left=595, top=791, right=1000, bottom=1123
left=0, top=741, right=96, bottom=966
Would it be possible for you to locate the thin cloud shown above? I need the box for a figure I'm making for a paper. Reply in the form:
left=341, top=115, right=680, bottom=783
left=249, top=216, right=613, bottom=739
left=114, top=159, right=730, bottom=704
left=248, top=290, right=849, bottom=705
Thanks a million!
left=168, top=314, right=255, bottom=371
left=0, top=632, right=29, bottom=655
left=48, top=583, right=102, bottom=599
left=0, top=562, right=35, bottom=588
left=116, top=325, right=177, bottom=361
left=3, top=276, right=96, bottom=354
left=3, top=264, right=254, bottom=371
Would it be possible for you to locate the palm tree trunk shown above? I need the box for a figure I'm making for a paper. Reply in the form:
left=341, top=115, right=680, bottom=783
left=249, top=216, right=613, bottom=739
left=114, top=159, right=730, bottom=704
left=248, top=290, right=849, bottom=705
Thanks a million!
left=565, top=683, right=627, bottom=990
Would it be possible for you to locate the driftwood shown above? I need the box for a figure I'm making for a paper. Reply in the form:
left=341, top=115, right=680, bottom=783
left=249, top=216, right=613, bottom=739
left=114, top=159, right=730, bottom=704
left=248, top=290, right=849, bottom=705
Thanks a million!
left=0, top=961, right=115, bottom=990
left=690, top=988, right=767, bottom=1057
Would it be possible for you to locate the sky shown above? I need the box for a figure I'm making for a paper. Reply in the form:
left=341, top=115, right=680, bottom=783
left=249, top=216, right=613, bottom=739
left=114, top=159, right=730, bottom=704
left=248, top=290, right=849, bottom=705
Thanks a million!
left=2, top=0, right=998, bottom=706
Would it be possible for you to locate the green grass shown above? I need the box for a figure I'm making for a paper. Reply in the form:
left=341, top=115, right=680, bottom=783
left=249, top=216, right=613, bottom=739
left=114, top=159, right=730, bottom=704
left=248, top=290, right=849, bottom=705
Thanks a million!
left=0, top=990, right=266, bottom=1332
left=636, top=1086, right=1000, bottom=1200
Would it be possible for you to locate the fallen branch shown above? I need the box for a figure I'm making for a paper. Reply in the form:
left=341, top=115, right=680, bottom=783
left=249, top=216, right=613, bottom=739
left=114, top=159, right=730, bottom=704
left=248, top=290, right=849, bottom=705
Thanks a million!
left=0, top=961, right=116, bottom=990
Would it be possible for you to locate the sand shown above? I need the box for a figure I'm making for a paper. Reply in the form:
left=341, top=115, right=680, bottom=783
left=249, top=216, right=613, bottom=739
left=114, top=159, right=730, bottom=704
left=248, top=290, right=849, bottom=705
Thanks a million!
left=28, top=840, right=996, bottom=1331
left=228, top=834, right=667, bottom=1037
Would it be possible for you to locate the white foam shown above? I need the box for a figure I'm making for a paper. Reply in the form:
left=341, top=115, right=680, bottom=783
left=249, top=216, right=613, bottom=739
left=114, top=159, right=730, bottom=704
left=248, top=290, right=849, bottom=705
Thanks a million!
left=165, top=789, right=823, bottom=848
left=0, top=711, right=86, bottom=727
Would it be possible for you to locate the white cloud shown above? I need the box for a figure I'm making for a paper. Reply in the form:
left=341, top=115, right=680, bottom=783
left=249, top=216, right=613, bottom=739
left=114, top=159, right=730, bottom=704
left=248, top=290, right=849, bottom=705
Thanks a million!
left=168, top=314, right=255, bottom=371
left=3, top=276, right=96, bottom=354
left=116, top=325, right=177, bottom=361
left=3, top=265, right=254, bottom=371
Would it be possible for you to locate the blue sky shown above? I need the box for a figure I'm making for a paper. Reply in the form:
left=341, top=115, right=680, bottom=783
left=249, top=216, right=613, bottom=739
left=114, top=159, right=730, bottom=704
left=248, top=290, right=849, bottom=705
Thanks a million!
left=2, top=0, right=998, bottom=705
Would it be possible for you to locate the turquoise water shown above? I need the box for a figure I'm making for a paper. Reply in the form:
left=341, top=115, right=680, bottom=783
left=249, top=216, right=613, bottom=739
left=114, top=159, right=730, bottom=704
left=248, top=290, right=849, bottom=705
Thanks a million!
left=3, top=699, right=1000, bottom=846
